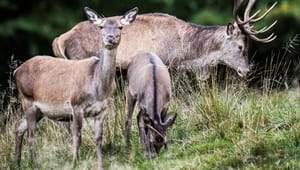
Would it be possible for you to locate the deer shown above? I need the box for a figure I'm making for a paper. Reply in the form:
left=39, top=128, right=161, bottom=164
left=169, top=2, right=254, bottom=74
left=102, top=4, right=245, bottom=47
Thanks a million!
left=125, top=52, right=177, bottom=158
left=14, top=6, right=138, bottom=169
left=52, top=0, right=277, bottom=150
left=52, top=0, right=277, bottom=81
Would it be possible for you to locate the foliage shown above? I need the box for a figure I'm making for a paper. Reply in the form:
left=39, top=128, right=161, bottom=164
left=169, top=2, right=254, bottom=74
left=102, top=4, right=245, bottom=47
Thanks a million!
left=0, top=0, right=299, bottom=89
left=1, top=49, right=300, bottom=169
left=0, top=1, right=300, bottom=169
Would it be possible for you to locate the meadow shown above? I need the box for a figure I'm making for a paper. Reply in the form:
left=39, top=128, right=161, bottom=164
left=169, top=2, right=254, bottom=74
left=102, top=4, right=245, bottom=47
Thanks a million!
left=1, top=44, right=300, bottom=169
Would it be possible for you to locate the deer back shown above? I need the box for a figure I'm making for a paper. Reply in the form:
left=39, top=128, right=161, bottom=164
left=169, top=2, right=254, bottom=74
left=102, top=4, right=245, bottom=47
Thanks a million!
left=53, top=14, right=186, bottom=67
left=53, top=21, right=102, bottom=59
left=14, top=56, right=100, bottom=106
left=53, top=2, right=277, bottom=80
left=127, top=52, right=171, bottom=121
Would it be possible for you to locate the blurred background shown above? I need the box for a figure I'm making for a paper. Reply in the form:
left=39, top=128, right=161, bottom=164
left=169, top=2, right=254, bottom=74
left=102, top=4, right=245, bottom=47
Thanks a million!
left=0, top=0, right=299, bottom=90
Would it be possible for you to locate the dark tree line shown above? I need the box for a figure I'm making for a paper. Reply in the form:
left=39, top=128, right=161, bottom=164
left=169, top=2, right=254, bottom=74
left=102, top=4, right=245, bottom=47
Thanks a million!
left=0, top=0, right=299, bottom=90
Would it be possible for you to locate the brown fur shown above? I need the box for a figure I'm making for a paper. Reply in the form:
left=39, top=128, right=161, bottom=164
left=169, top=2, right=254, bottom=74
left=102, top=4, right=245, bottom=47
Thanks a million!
left=15, top=7, right=138, bottom=169
left=126, top=52, right=176, bottom=158
left=52, top=12, right=250, bottom=79
left=183, top=24, right=222, bottom=56
left=64, top=22, right=101, bottom=59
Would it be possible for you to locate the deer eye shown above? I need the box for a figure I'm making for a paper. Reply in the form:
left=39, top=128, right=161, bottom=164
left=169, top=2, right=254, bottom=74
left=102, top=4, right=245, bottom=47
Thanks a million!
left=238, top=45, right=243, bottom=51
left=118, top=26, right=123, bottom=30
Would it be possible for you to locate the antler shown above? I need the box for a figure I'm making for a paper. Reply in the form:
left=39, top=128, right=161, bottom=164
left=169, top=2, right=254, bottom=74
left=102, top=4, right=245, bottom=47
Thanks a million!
left=233, top=0, right=277, bottom=43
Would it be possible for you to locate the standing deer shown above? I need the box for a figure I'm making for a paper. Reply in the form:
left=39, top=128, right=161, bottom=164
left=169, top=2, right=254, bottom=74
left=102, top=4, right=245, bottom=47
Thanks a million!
left=14, top=6, right=138, bottom=169
left=125, top=52, right=177, bottom=158
left=52, top=0, right=277, bottom=80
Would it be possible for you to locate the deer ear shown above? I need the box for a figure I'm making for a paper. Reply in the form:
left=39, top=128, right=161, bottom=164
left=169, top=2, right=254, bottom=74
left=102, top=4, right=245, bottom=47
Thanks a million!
left=163, top=112, right=177, bottom=128
left=120, top=7, right=139, bottom=25
left=84, top=7, right=103, bottom=26
left=226, top=22, right=235, bottom=36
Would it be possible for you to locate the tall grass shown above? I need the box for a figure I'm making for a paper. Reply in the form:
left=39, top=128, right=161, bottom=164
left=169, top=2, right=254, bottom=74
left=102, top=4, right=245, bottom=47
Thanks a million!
left=1, top=36, right=300, bottom=169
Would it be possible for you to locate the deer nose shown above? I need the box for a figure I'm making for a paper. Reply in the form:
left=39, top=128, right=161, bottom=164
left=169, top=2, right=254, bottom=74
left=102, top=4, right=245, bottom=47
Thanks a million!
left=237, top=67, right=250, bottom=78
left=107, top=35, right=115, bottom=43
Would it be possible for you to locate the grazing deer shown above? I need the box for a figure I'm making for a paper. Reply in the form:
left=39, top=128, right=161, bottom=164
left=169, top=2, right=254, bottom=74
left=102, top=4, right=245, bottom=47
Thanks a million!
left=52, top=0, right=277, bottom=80
left=125, top=52, right=177, bottom=158
left=14, top=7, right=138, bottom=169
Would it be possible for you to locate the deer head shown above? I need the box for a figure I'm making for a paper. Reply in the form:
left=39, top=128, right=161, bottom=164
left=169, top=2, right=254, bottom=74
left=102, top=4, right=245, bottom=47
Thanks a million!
left=220, top=0, right=277, bottom=78
left=146, top=112, right=177, bottom=156
left=84, top=7, right=138, bottom=50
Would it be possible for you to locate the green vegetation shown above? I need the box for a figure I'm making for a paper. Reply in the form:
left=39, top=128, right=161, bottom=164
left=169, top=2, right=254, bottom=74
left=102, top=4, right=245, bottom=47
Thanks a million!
left=0, top=1, right=299, bottom=167
left=1, top=1, right=299, bottom=92
left=1, top=49, right=300, bottom=170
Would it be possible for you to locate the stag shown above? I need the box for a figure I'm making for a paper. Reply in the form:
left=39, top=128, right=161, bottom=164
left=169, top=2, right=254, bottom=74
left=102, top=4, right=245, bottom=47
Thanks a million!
left=125, top=52, right=177, bottom=158
left=14, top=7, right=138, bottom=169
left=52, top=0, right=277, bottom=80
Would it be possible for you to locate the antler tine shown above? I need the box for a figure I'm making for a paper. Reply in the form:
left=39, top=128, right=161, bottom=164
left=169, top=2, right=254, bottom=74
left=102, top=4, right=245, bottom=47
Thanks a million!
left=237, top=9, right=260, bottom=25
left=233, top=0, right=244, bottom=18
left=250, top=2, right=278, bottom=23
left=246, top=20, right=277, bottom=35
left=234, top=0, right=259, bottom=25
left=241, top=23, right=277, bottom=43
left=234, top=0, right=277, bottom=43
left=249, top=33, right=277, bottom=43
left=253, top=20, right=277, bottom=34
left=243, top=0, right=256, bottom=23
left=237, top=2, right=276, bottom=25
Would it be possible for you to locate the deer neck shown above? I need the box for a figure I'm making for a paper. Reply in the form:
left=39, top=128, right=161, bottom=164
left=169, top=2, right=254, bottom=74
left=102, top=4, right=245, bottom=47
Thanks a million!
left=183, top=24, right=223, bottom=61
left=102, top=48, right=117, bottom=74
left=97, top=47, right=117, bottom=97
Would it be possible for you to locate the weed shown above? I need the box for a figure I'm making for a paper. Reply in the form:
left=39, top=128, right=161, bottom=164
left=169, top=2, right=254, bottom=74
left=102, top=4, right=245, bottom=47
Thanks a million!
left=1, top=36, right=300, bottom=169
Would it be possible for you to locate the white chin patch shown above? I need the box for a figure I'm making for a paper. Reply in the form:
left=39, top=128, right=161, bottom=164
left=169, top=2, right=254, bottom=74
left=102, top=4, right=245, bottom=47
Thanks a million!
left=105, top=44, right=115, bottom=49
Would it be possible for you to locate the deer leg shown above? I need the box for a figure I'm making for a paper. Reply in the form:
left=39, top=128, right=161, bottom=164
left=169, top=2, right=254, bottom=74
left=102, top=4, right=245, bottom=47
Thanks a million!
left=15, top=116, right=27, bottom=167
left=72, top=110, right=83, bottom=166
left=63, top=122, right=71, bottom=144
left=161, top=108, right=169, bottom=152
left=95, top=110, right=108, bottom=170
left=125, top=91, right=136, bottom=150
left=137, top=109, right=151, bottom=158
left=161, top=107, right=169, bottom=123
left=26, top=106, right=42, bottom=169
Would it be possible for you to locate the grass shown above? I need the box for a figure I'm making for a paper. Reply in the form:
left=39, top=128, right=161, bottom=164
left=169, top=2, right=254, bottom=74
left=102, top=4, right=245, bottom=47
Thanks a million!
left=1, top=36, right=300, bottom=169
left=1, top=72, right=300, bottom=170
